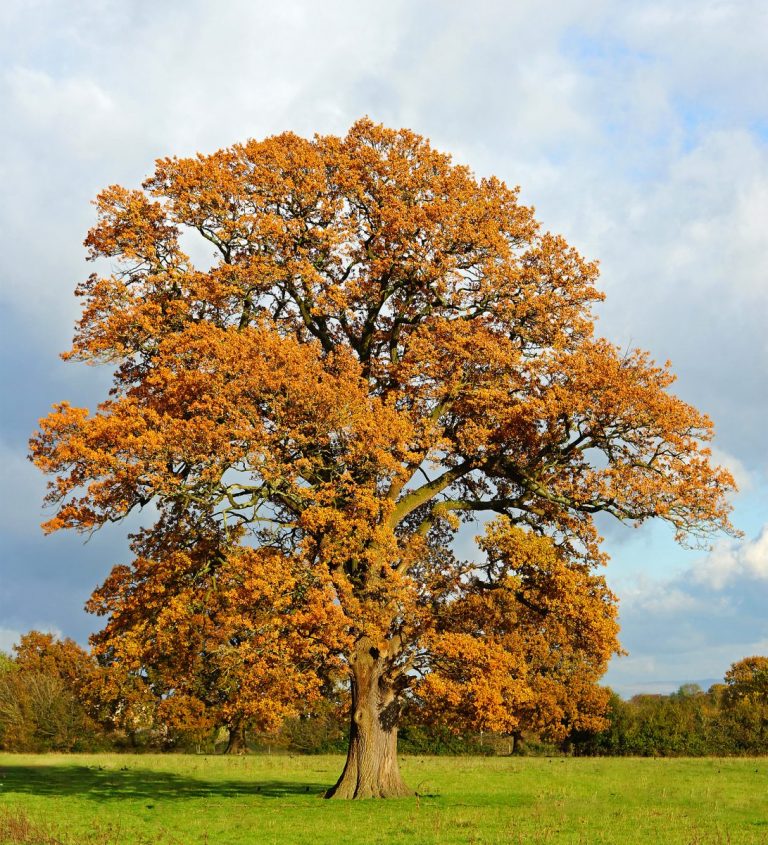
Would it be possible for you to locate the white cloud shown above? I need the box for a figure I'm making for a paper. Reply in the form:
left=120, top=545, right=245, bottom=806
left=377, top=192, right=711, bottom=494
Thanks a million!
left=613, top=1, right=768, bottom=121
left=604, top=524, right=768, bottom=695
left=7, top=66, right=113, bottom=121
left=635, top=585, right=702, bottom=614
left=694, top=526, right=768, bottom=589
left=4, top=66, right=132, bottom=168
left=594, top=130, right=768, bottom=319
left=709, top=446, right=754, bottom=495
left=739, top=528, right=768, bottom=580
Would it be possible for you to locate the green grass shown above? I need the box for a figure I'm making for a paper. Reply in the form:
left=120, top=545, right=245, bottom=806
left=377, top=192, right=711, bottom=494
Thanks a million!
left=0, top=753, right=766, bottom=844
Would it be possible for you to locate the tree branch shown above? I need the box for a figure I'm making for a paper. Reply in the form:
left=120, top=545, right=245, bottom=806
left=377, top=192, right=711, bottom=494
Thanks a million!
left=389, top=461, right=473, bottom=527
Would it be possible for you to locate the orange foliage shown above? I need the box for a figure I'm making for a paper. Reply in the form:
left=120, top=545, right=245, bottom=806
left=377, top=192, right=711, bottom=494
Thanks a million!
left=724, top=656, right=768, bottom=706
left=86, top=517, right=347, bottom=738
left=416, top=521, right=618, bottom=739
left=30, top=119, right=736, bottom=753
left=14, top=631, right=95, bottom=688
left=1, top=632, right=101, bottom=751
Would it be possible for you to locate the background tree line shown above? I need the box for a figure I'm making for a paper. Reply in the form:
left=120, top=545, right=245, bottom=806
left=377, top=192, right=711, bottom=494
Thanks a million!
left=1, top=631, right=766, bottom=757
left=570, top=660, right=768, bottom=757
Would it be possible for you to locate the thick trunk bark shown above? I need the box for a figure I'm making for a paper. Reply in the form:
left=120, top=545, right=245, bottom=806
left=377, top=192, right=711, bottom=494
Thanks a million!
left=224, top=718, right=247, bottom=754
left=326, top=639, right=412, bottom=799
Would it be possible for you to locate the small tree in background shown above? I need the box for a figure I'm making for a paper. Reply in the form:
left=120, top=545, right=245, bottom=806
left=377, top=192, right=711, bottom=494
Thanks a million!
left=722, top=656, right=768, bottom=752
left=0, top=632, right=100, bottom=751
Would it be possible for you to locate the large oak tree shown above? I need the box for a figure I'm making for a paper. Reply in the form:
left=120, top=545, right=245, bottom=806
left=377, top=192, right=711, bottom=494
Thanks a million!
left=32, top=119, right=735, bottom=798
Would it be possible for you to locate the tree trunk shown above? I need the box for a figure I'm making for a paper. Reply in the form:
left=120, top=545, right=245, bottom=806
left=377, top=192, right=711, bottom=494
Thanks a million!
left=325, top=639, right=412, bottom=799
left=224, top=718, right=247, bottom=754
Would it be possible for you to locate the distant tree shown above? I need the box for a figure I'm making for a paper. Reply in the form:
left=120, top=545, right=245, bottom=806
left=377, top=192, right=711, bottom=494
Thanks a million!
left=571, top=681, right=744, bottom=757
left=724, top=657, right=768, bottom=704
left=0, top=632, right=101, bottom=751
left=675, top=683, right=704, bottom=698
left=31, top=118, right=736, bottom=797
left=14, top=630, right=95, bottom=689
left=722, top=656, right=768, bottom=751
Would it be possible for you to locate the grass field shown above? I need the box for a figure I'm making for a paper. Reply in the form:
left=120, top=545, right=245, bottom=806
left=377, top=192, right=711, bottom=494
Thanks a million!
left=0, top=753, right=766, bottom=844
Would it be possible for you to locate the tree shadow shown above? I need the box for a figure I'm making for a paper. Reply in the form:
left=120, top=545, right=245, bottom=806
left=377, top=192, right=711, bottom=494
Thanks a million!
left=0, top=763, right=328, bottom=802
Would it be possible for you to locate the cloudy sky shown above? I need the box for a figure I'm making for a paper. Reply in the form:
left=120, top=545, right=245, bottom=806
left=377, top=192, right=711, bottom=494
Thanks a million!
left=1, top=0, right=766, bottom=697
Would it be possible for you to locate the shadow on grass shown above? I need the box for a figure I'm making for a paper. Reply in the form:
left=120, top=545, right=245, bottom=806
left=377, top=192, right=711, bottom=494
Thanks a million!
left=0, top=763, right=329, bottom=802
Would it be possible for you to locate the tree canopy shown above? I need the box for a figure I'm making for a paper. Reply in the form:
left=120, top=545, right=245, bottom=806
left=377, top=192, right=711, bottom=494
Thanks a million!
left=31, top=118, right=736, bottom=797
left=0, top=632, right=99, bottom=752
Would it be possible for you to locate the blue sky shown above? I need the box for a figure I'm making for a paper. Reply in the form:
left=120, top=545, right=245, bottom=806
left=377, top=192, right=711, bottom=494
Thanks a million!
left=1, top=0, right=767, bottom=697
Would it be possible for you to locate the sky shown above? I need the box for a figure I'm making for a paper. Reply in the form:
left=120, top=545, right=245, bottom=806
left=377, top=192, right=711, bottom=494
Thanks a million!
left=1, top=0, right=767, bottom=698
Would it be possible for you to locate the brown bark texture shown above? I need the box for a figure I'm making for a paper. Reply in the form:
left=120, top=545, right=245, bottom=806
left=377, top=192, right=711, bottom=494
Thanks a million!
left=224, top=719, right=247, bottom=754
left=326, top=642, right=412, bottom=799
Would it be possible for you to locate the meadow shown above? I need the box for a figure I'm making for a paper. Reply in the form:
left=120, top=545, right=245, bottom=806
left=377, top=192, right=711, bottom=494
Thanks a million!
left=0, top=753, right=766, bottom=844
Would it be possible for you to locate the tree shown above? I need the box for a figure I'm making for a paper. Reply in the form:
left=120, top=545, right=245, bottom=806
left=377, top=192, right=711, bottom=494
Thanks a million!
left=86, top=516, right=346, bottom=751
left=0, top=632, right=101, bottom=751
left=13, top=630, right=95, bottom=688
left=722, top=656, right=768, bottom=751
left=31, top=119, right=735, bottom=798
